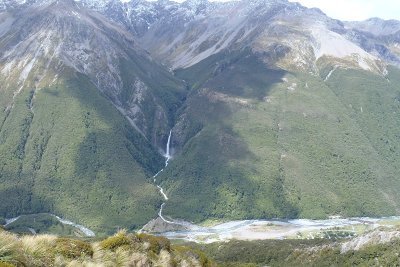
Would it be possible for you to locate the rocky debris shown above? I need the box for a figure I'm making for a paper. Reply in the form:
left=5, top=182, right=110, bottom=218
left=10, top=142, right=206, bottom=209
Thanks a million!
left=140, top=217, right=190, bottom=233
left=341, top=228, right=400, bottom=253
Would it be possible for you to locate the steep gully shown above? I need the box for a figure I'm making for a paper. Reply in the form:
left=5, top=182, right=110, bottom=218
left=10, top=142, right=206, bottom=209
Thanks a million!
left=153, top=129, right=171, bottom=222
left=152, top=130, right=184, bottom=225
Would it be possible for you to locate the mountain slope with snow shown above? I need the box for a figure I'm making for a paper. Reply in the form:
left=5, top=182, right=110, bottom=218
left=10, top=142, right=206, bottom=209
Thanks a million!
left=0, top=0, right=187, bottom=233
left=0, top=0, right=400, bottom=233
left=95, top=0, right=390, bottom=73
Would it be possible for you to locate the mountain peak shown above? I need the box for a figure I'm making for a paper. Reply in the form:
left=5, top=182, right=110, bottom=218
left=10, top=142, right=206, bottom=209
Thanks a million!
left=184, top=0, right=208, bottom=5
left=345, top=17, right=400, bottom=36
left=181, top=0, right=213, bottom=14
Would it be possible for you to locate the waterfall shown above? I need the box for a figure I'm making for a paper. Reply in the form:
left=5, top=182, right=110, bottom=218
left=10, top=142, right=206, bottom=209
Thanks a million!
left=149, top=130, right=193, bottom=226
left=143, top=130, right=202, bottom=229
left=165, top=130, right=172, bottom=167
left=152, top=130, right=172, bottom=222
left=157, top=185, right=169, bottom=200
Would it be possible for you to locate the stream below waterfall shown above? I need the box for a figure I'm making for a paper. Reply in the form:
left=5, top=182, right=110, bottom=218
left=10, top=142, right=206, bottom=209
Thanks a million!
left=151, top=130, right=195, bottom=228
left=153, top=130, right=172, bottom=222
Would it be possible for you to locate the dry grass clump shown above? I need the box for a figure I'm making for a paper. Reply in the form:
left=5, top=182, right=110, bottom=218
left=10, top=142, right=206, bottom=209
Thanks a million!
left=0, top=231, right=22, bottom=266
left=0, top=229, right=214, bottom=266
left=0, top=231, right=57, bottom=266
left=21, top=234, right=57, bottom=266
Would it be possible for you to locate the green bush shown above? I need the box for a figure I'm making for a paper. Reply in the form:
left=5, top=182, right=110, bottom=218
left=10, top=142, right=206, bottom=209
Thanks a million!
left=54, top=238, right=93, bottom=259
left=99, top=231, right=132, bottom=251
left=0, top=262, right=16, bottom=267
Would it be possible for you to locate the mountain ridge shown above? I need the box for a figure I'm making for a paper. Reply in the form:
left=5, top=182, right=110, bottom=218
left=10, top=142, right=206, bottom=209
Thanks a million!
left=0, top=0, right=399, bottom=233
left=0, top=0, right=187, bottom=233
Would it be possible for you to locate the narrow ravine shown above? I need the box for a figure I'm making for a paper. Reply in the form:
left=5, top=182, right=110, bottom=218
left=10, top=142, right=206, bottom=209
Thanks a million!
left=149, top=130, right=199, bottom=231
left=153, top=130, right=173, bottom=222
left=150, top=131, right=197, bottom=228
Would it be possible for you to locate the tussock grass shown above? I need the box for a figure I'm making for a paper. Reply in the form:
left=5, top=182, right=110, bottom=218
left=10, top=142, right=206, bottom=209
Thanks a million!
left=21, top=234, right=57, bottom=266
left=0, top=231, right=23, bottom=266
left=0, top=229, right=213, bottom=267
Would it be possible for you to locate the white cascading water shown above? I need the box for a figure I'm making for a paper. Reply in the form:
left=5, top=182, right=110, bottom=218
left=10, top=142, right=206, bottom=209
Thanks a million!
left=153, top=130, right=173, bottom=222
left=165, top=130, right=172, bottom=166
left=152, top=131, right=201, bottom=228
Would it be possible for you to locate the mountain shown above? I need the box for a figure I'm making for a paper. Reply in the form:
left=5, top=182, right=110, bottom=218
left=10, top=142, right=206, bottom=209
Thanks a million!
left=83, top=0, right=390, bottom=71
left=0, top=0, right=400, bottom=233
left=344, top=18, right=400, bottom=66
left=114, top=0, right=400, bottom=222
left=0, top=0, right=186, bottom=233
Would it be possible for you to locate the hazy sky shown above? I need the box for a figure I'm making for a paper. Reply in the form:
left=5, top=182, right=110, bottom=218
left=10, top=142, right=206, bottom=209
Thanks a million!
left=146, top=0, right=400, bottom=21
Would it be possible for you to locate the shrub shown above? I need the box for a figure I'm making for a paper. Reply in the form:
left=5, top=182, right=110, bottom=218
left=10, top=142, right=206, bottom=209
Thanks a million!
left=54, top=238, right=93, bottom=259
left=0, top=261, right=16, bottom=267
left=99, top=230, right=131, bottom=251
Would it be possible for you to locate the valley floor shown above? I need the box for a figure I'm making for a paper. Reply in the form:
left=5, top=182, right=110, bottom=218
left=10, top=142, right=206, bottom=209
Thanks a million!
left=155, top=216, right=400, bottom=243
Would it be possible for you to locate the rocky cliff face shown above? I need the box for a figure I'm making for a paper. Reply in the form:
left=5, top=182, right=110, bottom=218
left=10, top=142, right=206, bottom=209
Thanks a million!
left=0, top=0, right=187, bottom=145
left=70, top=0, right=398, bottom=74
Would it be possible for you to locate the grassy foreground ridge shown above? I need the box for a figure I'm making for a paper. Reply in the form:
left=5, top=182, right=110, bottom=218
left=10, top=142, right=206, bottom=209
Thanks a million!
left=2, top=226, right=400, bottom=266
left=0, top=228, right=213, bottom=267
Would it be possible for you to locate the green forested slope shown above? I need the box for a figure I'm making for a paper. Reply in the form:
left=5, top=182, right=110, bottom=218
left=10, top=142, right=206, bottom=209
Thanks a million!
left=1, top=1, right=400, bottom=232
left=0, top=67, right=165, bottom=233
left=0, top=1, right=195, bottom=234
left=158, top=50, right=400, bottom=222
